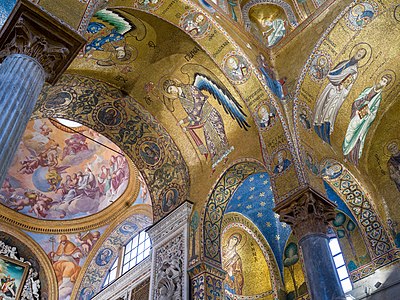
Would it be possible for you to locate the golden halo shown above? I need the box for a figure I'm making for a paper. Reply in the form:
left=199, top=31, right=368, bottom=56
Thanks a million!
left=349, top=42, right=372, bottom=68
left=351, top=4, right=365, bottom=17
left=111, top=45, right=138, bottom=64
left=158, top=75, right=182, bottom=99
left=273, top=149, right=288, bottom=165
left=384, top=139, right=400, bottom=157
left=375, top=69, right=396, bottom=91
left=225, top=231, right=248, bottom=252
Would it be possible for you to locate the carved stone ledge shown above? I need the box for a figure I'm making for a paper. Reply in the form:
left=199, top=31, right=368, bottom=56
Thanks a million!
left=0, top=0, right=85, bottom=84
left=274, top=187, right=337, bottom=240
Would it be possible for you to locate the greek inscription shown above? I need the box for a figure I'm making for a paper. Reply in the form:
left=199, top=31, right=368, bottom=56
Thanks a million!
left=160, top=0, right=178, bottom=15
left=208, top=29, right=217, bottom=41
left=184, top=45, right=201, bottom=62
left=212, top=41, right=229, bottom=58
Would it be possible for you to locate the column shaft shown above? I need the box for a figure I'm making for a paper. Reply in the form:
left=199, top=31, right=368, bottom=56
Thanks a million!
left=300, top=234, right=345, bottom=300
left=274, top=188, right=345, bottom=300
left=0, top=54, right=45, bottom=185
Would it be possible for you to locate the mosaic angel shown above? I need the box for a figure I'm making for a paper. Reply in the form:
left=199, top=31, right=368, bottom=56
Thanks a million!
left=85, top=9, right=135, bottom=66
left=163, top=65, right=250, bottom=169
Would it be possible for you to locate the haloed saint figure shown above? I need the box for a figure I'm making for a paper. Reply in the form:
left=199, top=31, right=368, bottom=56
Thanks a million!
left=163, top=73, right=249, bottom=170
left=342, top=74, right=392, bottom=165
left=313, top=47, right=367, bottom=144
left=222, top=233, right=244, bottom=295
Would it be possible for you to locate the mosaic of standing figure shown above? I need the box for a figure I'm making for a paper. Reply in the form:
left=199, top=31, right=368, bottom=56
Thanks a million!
left=162, top=65, right=250, bottom=170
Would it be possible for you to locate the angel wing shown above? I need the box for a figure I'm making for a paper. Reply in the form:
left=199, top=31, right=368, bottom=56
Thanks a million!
left=94, top=9, right=134, bottom=35
left=193, top=73, right=250, bottom=130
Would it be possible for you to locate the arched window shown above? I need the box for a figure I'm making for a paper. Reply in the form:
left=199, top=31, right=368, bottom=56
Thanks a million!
left=328, top=236, right=352, bottom=293
left=102, top=230, right=151, bottom=289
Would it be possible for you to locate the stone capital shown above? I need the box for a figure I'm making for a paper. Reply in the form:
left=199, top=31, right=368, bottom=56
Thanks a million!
left=0, top=0, right=85, bottom=84
left=274, top=187, right=337, bottom=240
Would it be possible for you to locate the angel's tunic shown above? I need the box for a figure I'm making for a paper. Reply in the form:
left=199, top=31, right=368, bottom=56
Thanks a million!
left=178, top=84, right=233, bottom=168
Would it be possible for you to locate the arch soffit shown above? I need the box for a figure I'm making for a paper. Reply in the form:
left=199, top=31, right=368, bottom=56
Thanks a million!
left=72, top=204, right=153, bottom=299
left=35, top=73, right=189, bottom=222
left=319, top=158, right=396, bottom=266
left=201, top=159, right=266, bottom=264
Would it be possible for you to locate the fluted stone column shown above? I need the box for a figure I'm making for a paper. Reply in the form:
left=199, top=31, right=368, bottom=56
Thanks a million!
left=0, top=54, right=45, bottom=185
left=0, top=0, right=85, bottom=186
left=274, top=187, right=345, bottom=300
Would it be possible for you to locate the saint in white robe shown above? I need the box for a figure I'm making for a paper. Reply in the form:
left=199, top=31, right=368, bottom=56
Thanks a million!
left=342, top=86, right=382, bottom=165
left=313, top=58, right=360, bottom=144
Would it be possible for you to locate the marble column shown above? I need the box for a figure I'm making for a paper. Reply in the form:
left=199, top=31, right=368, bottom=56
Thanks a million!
left=274, top=187, right=346, bottom=300
left=147, top=201, right=193, bottom=300
left=0, top=54, right=45, bottom=185
left=0, top=0, right=85, bottom=186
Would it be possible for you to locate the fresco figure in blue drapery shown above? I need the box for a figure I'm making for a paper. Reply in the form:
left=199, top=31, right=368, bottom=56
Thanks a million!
left=163, top=73, right=249, bottom=170
left=223, top=233, right=244, bottom=295
left=387, top=142, right=400, bottom=192
left=342, top=74, right=392, bottom=165
left=313, top=48, right=367, bottom=144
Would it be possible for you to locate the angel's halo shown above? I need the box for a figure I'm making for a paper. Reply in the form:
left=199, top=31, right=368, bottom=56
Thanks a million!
left=158, top=75, right=183, bottom=99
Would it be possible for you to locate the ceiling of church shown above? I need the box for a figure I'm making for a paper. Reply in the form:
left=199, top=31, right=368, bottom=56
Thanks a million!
left=295, top=0, right=400, bottom=226
left=1, top=0, right=400, bottom=299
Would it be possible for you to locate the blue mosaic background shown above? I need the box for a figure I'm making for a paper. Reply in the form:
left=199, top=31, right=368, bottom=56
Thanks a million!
left=226, top=172, right=291, bottom=278
left=0, top=0, right=16, bottom=28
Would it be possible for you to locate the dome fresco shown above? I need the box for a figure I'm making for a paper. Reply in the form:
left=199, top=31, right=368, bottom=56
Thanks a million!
left=0, top=118, right=131, bottom=220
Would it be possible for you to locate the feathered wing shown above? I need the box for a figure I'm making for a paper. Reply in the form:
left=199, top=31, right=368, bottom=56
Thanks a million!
left=94, top=9, right=133, bottom=35
left=193, top=73, right=250, bottom=130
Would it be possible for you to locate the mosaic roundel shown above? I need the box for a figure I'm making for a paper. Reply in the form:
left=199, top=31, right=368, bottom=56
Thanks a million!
left=96, top=248, right=114, bottom=266
left=119, top=221, right=139, bottom=235
left=309, top=51, right=332, bottom=82
left=160, top=185, right=181, bottom=213
left=271, top=148, right=292, bottom=175
left=44, top=88, right=76, bottom=109
left=136, top=137, right=163, bottom=169
left=346, top=1, right=378, bottom=31
left=255, top=101, right=277, bottom=131
left=222, top=52, right=252, bottom=84
left=92, top=101, right=127, bottom=131
left=179, top=9, right=212, bottom=39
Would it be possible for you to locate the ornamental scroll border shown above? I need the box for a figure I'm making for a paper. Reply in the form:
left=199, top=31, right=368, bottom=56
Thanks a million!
left=321, top=159, right=395, bottom=258
left=35, top=73, right=190, bottom=222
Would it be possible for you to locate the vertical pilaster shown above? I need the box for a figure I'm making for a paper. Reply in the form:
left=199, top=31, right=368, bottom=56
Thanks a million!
left=147, top=201, right=193, bottom=300
left=275, top=187, right=346, bottom=300
left=189, top=262, right=226, bottom=300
